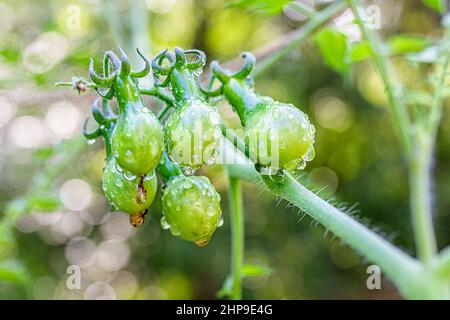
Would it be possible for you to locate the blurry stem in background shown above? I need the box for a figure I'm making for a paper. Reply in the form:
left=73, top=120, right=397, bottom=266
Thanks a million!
left=348, top=0, right=438, bottom=266
left=227, top=176, right=244, bottom=300
left=347, top=0, right=412, bottom=159
left=289, top=1, right=317, bottom=19
left=104, top=0, right=151, bottom=63
left=254, top=0, right=346, bottom=76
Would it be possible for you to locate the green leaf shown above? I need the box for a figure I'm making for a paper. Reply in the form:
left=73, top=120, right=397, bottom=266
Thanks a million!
left=387, top=35, right=431, bottom=55
left=28, top=194, right=61, bottom=212
left=241, top=264, right=273, bottom=277
left=422, top=0, right=447, bottom=13
left=349, top=35, right=432, bottom=63
left=0, top=261, right=28, bottom=285
left=314, top=27, right=349, bottom=75
left=226, top=0, right=291, bottom=15
left=350, top=42, right=372, bottom=62
left=407, top=46, right=440, bottom=63
left=33, top=145, right=56, bottom=162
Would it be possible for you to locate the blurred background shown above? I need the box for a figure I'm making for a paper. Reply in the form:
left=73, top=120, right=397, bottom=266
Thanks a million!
left=0, top=0, right=449, bottom=299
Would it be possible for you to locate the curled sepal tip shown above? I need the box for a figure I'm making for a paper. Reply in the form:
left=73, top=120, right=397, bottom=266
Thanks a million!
left=95, top=86, right=115, bottom=100
left=174, top=46, right=187, bottom=67
left=118, top=47, right=131, bottom=78
left=89, top=58, right=116, bottom=87
left=82, top=117, right=101, bottom=140
left=198, top=73, right=222, bottom=97
left=131, top=48, right=151, bottom=78
left=233, top=52, right=256, bottom=80
left=184, top=49, right=206, bottom=71
left=152, top=49, right=176, bottom=75
left=210, top=61, right=231, bottom=83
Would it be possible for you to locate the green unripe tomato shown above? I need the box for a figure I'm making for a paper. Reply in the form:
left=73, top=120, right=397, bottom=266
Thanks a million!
left=245, top=99, right=315, bottom=172
left=102, top=158, right=158, bottom=214
left=112, top=106, right=164, bottom=176
left=160, top=175, right=222, bottom=246
left=164, top=99, right=222, bottom=175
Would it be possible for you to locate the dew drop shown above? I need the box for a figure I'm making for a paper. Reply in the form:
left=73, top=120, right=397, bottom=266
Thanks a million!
left=170, top=224, right=181, bottom=236
left=180, top=166, right=197, bottom=176
left=114, top=179, right=123, bottom=187
left=86, top=139, right=96, bottom=145
left=160, top=216, right=170, bottom=230
left=123, top=171, right=136, bottom=181
left=205, top=152, right=218, bottom=166
left=207, top=205, right=216, bottom=217
left=272, top=108, right=280, bottom=119
left=304, top=146, right=315, bottom=162
left=297, top=159, right=307, bottom=170
left=218, top=217, right=224, bottom=227
left=183, top=181, right=192, bottom=189
left=208, top=111, right=221, bottom=125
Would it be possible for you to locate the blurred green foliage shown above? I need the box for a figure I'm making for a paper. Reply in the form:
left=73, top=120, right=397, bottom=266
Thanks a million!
left=0, top=0, right=449, bottom=300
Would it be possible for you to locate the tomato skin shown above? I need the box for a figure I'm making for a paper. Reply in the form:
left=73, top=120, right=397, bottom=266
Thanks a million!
left=112, top=104, right=164, bottom=176
left=211, top=57, right=316, bottom=172
left=245, top=99, right=315, bottom=171
left=161, top=175, right=222, bottom=246
left=164, top=98, right=222, bottom=171
left=102, top=158, right=158, bottom=214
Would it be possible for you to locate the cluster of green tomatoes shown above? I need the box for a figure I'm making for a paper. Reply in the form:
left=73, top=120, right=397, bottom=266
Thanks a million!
left=75, top=47, right=315, bottom=247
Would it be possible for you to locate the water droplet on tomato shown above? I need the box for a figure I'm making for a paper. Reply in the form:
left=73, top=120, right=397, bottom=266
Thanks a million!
left=160, top=216, right=170, bottom=230
left=297, top=159, right=307, bottom=170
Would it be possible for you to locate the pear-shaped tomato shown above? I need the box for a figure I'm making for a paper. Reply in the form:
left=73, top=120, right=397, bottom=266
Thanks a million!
left=112, top=106, right=164, bottom=176
left=160, top=175, right=222, bottom=246
left=164, top=99, right=222, bottom=175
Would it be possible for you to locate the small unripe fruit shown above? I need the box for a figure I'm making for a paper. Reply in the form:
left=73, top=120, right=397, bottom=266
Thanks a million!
left=161, top=175, right=222, bottom=246
left=245, top=100, right=315, bottom=172
left=164, top=99, right=222, bottom=175
left=112, top=106, right=164, bottom=176
left=102, top=158, right=158, bottom=214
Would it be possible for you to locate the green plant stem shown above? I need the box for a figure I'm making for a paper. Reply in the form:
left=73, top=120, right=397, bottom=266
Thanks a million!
left=436, top=247, right=450, bottom=277
left=255, top=0, right=346, bottom=76
left=348, top=0, right=412, bottom=159
left=221, top=129, right=421, bottom=298
left=290, top=2, right=317, bottom=19
left=227, top=176, right=244, bottom=300
left=428, top=31, right=450, bottom=141
left=408, top=144, right=437, bottom=265
left=348, top=0, right=439, bottom=266
left=140, top=87, right=175, bottom=107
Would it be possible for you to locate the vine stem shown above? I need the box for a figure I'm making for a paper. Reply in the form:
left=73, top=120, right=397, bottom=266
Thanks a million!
left=221, top=131, right=423, bottom=298
left=347, top=0, right=412, bottom=159
left=348, top=0, right=438, bottom=266
left=254, top=0, right=346, bottom=76
left=227, top=176, right=244, bottom=300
